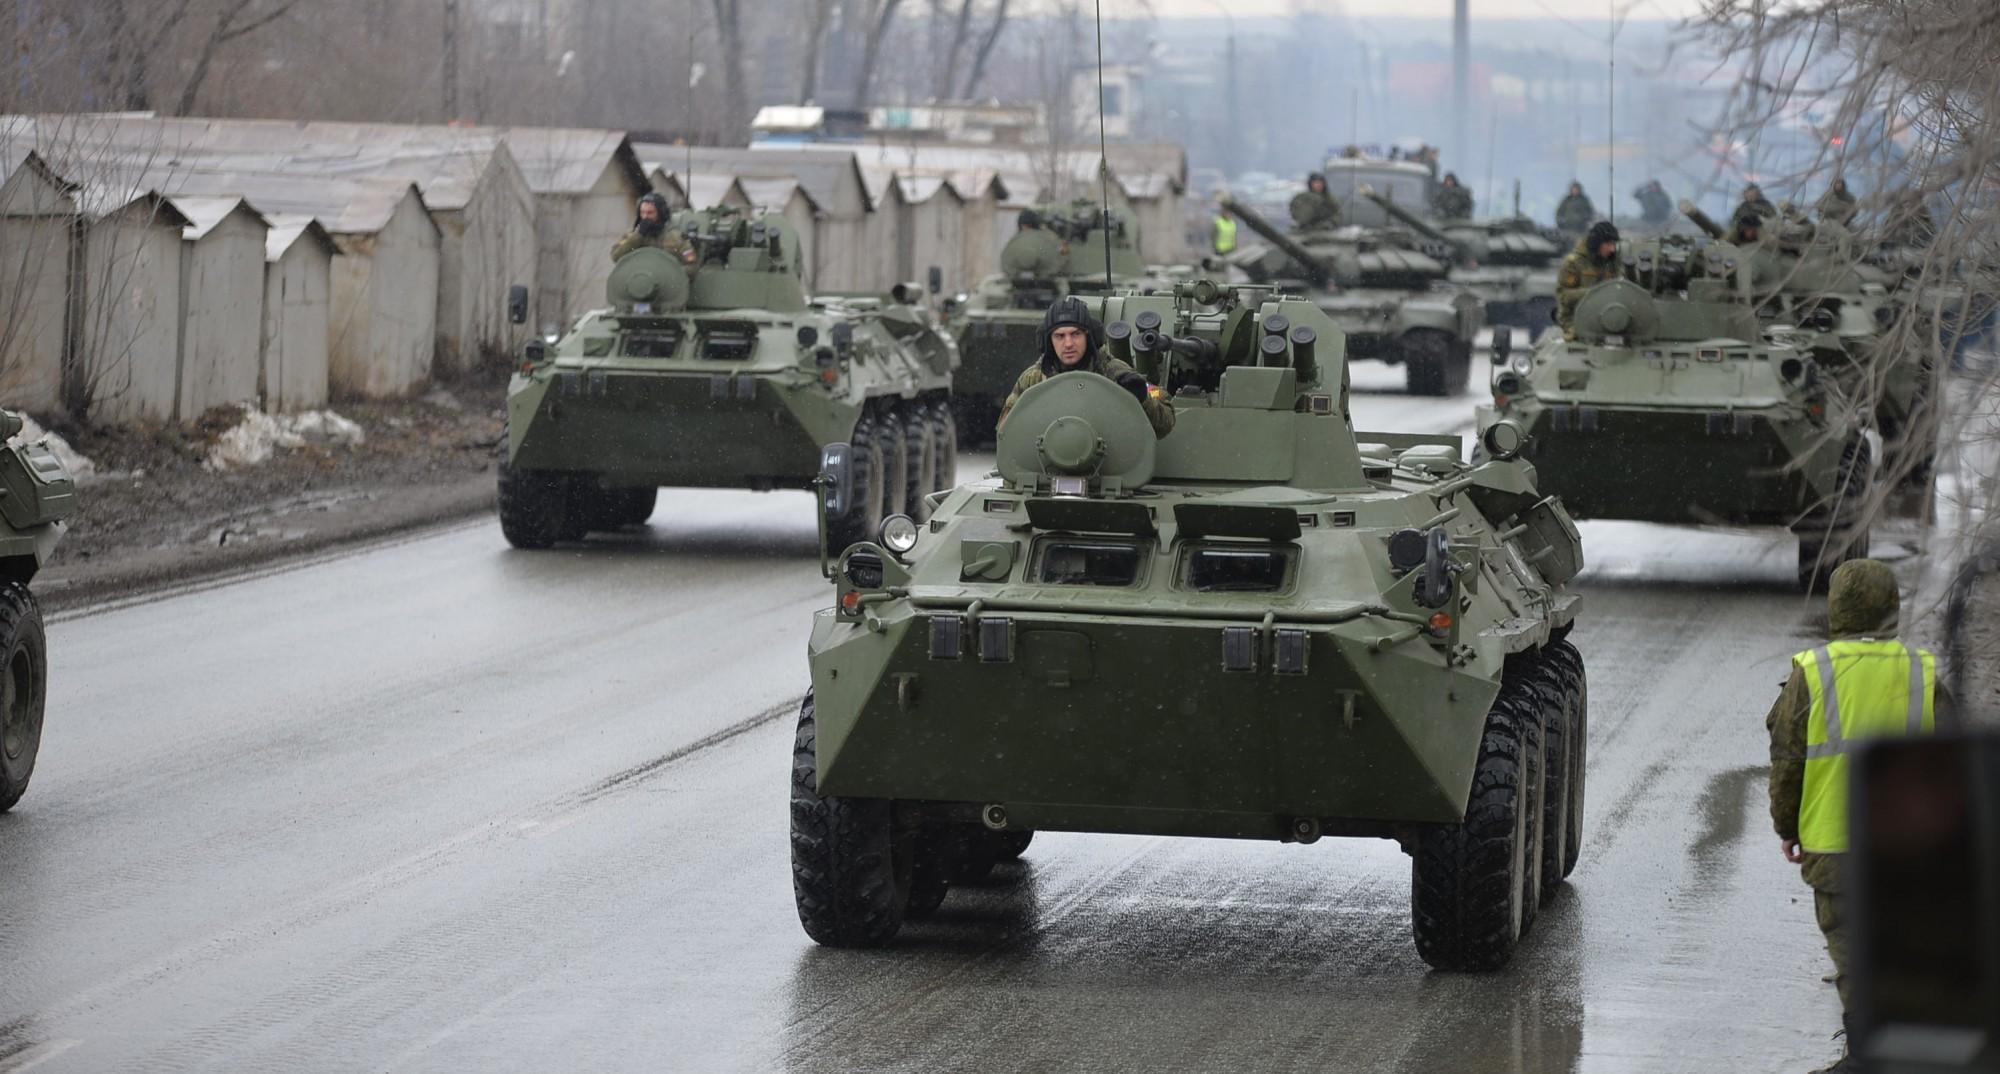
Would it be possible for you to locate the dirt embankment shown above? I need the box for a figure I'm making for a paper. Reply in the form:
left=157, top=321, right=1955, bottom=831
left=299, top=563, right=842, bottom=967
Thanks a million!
left=37, top=370, right=507, bottom=612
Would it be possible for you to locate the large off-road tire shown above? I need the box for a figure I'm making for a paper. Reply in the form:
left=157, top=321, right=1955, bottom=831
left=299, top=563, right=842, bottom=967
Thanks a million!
left=899, top=402, right=935, bottom=521
left=826, top=412, right=886, bottom=554
left=1411, top=668, right=1538, bottom=971
left=1798, top=438, right=1873, bottom=593
left=497, top=455, right=571, bottom=549
left=991, top=829, right=1033, bottom=860
left=904, top=825, right=954, bottom=922
left=790, top=692, right=908, bottom=947
left=1515, top=656, right=1549, bottom=937
left=604, top=487, right=658, bottom=528
left=930, top=400, right=959, bottom=493
left=1535, top=639, right=1586, bottom=893
left=1402, top=330, right=1471, bottom=397
left=1545, top=639, right=1588, bottom=879
left=0, top=581, right=48, bottom=813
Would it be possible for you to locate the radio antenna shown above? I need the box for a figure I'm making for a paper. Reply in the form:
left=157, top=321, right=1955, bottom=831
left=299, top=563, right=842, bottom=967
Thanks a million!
left=1093, top=0, right=1114, bottom=288
left=1606, top=0, right=1616, bottom=221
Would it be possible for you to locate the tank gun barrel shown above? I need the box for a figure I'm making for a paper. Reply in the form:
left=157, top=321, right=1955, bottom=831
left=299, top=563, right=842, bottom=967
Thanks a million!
left=1679, top=199, right=1726, bottom=241
left=1218, top=195, right=1336, bottom=287
left=1364, top=192, right=1454, bottom=247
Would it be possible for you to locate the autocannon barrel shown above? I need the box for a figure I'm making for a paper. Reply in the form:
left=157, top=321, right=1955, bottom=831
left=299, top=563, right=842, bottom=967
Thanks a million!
left=1679, top=199, right=1727, bottom=240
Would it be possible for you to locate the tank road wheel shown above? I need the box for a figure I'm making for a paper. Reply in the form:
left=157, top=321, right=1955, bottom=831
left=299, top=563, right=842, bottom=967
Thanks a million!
left=0, top=581, right=47, bottom=813
left=1411, top=669, right=1538, bottom=971
left=1544, top=639, right=1588, bottom=880
left=990, top=829, right=1033, bottom=860
left=1797, top=437, right=1873, bottom=593
left=825, top=412, right=886, bottom=554
left=1402, top=330, right=1470, bottom=397
left=497, top=455, right=572, bottom=550
left=929, top=400, right=959, bottom=493
left=876, top=408, right=910, bottom=521
left=900, top=402, right=936, bottom=521
left=790, top=691, right=909, bottom=947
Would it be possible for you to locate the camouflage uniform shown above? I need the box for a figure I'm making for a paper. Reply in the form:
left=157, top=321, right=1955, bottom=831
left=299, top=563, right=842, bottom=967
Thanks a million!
left=1290, top=180, right=1342, bottom=232
left=1817, top=184, right=1859, bottom=227
left=1765, top=559, right=1956, bottom=1012
left=1555, top=236, right=1620, bottom=339
left=1430, top=179, right=1474, bottom=221
left=1730, top=191, right=1779, bottom=232
left=610, top=228, right=687, bottom=262
left=1555, top=190, right=1596, bottom=234
left=998, top=295, right=1175, bottom=438
left=1634, top=182, right=1673, bottom=226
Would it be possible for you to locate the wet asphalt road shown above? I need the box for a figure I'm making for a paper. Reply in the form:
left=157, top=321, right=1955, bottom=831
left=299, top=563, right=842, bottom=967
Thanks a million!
left=3, top=366, right=1854, bottom=1073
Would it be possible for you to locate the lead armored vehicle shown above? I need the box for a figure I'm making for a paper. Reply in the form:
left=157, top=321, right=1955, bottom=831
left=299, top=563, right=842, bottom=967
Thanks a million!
left=499, top=207, right=957, bottom=552
left=1219, top=195, right=1482, bottom=396
left=0, top=409, right=73, bottom=812
left=792, top=278, right=1588, bottom=971
left=948, top=200, right=1164, bottom=444
left=1477, top=237, right=1873, bottom=590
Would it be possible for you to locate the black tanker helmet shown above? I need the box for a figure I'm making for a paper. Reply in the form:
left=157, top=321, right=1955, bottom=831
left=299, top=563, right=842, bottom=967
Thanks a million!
left=1038, top=295, right=1105, bottom=375
left=1586, top=220, right=1620, bottom=261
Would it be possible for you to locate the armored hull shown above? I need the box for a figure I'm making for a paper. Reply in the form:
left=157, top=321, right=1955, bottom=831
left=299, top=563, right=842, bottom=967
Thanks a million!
left=0, top=410, right=72, bottom=813
left=793, top=280, right=1588, bottom=971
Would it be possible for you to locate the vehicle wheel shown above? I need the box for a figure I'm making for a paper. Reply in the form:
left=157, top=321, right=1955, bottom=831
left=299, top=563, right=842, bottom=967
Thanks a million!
left=900, top=402, right=935, bottom=521
left=0, top=581, right=47, bottom=813
left=1515, top=654, right=1549, bottom=935
left=1534, top=641, right=1581, bottom=893
left=991, top=829, right=1033, bottom=859
left=826, top=412, right=886, bottom=554
left=1411, top=668, right=1537, bottom=971
left=559, top=484, right=595, bottom=542
left=790, top=691, right=908, bottom=947
left=1545, top=639, right=1588, bottom=879
left=930, top=400, right=959, bottom=492
left=904, top=825, right=953, bottom=922
left=876, top=409, right=909, bottom=521
left=1402, top=330, right=1465, bottom=397
left=948, top=826, right=1003, bottom=884
left=497, top=450, right=571, bottom=550
left=607, top=487, right=658, bottom=527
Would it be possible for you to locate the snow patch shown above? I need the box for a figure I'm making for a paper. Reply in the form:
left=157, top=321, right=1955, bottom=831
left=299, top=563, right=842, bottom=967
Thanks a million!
left=204, top=408, right=366, bottom=471
left=8, top=415, right=99, bottom=484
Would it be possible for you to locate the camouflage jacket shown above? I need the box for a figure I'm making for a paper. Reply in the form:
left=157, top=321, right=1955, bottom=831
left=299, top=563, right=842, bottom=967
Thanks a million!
left=1730, top=197, right=1779, bottom=229
left=998, top=353, right=1176, bottom=439
left=1554, top=239, right=1621, bottom=338
left=1289, top=190, right=1341, bottom=232
left=1765, top=563, right=1957, bottom=893
left=1816, top=189, right=1859, bottom=227
left=1430, top=185, right=1474, bottom=221
left=1555, top=194, right=1596, bottom=234
left=610, top=229, right=687, bottom=262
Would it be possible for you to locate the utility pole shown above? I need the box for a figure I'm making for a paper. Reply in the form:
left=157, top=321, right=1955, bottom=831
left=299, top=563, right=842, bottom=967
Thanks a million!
left=1452, top=0, right=1469, bottom=168
left=443, top=0, right=460, bottom=121
left=1205, top=1, right=1239, bottom=170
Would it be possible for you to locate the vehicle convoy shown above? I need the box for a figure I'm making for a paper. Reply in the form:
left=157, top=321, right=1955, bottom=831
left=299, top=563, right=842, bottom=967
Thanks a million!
left=498, top=206, right=958, bottom=552
left=1219, top=194, right=1483, bottom=396
left=1366, top=192, right=1564, bottom=336
left=1681, top=201, right=1938, bottom=516
left=0, top=409, right=73, bottom=813
left=947, top=200, right=1163, bottom=444
left=791, top=277, right=1588, bottom=971
left=1477, top=236, right=1875, bottom=590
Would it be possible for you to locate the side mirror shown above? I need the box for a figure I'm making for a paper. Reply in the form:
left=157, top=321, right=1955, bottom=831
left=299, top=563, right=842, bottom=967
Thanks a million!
left=507, top=284, right=529, bottom=325
left=815, top=442, right=854, bottom=578
left=1492, top=326, right=1512, bottom=362
left=927, top=265, right=943, bottom=295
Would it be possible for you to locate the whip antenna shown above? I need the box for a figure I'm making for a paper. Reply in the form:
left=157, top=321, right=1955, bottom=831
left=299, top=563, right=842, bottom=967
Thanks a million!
left=1094, top=0, right=1113, bottom=288
left=1606, top=0, right=1616, bottom=221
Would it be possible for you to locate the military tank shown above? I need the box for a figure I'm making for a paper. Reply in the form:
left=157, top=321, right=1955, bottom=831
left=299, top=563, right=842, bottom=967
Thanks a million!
left=1477, top=235, right=1874, bottom=590
left=1219, top=195, right=1483, bottom=396
left=947, top=200, right=1165, bottom=445
left=499, top=206, right=957, bottom=552
left=1682, top=200, right=1937, bottom=517
left=791, top=277, right=1588, bottom=972
left=1365, top=193, right=1563, bottom=337
left=0, top=409, right=74, bottom=813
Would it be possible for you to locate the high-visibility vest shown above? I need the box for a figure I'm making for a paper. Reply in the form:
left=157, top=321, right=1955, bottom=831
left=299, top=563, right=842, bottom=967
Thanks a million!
left=1794, top=639, right=1937, bottom=853
left=1213, top=216, right=1237, bottom=255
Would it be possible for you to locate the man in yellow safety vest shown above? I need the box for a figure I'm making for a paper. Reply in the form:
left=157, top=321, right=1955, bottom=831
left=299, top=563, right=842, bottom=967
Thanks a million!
left=1211, top=204, right=1237, bottom=256
left=1766, top=558, right=1956, bottom=1072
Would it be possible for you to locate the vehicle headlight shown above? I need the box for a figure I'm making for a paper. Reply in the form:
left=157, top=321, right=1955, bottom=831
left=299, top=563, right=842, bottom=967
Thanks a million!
left=880, top=514, right=919, bottom=555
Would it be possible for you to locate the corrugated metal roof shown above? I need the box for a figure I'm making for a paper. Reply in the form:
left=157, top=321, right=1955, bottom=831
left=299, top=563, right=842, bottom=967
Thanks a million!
left=894, top=174, right=964, bottom=206
left=169, top=194, right=269, bottom=240
left=736, top=176, right=820, bottom=214
left=683, top=174, right=749, bottom=209
left=646, top=145, right=873, bottom=214
left=263, top=212, right=339, bottom=262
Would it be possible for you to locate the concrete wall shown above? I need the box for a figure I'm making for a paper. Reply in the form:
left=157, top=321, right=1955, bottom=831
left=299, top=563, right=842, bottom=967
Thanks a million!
left=329, top=192, right=439, bottom=398
left=263, top=241, right=331, bottom=412
left=904, top=192, right=966, bottom=294
left=178, top=208, right=266, bottom=418
left=81, top=214, right=183, bottom=424
left=435, top=153, right=538, bottom=373
left=0, top=167, right=72, bottom=413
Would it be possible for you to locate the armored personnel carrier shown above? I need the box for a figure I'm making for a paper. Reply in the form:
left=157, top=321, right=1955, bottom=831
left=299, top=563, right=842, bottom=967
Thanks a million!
left=1366, top=193, right=1563, bottom=336
left=498, top=206, right=957, bottom=552
left=791, top=277, right=1588, bottom=971
left=1682, top=201, right=1937, bottom=516
left=947, top=200, right=1164, bottom=444
left=1219, top=195, right=1482, bottom=396
left=0, top=409, right=74, bottom=813
left=1477, top=236, right=1874, bottom=590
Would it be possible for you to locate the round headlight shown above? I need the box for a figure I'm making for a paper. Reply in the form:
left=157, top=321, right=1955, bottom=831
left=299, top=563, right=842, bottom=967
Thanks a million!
left=880, top=514, right=919, bottom=555
left=1481, top=419, right=1528, bottom=461
left=1511, top=350, right=1533, bottom=374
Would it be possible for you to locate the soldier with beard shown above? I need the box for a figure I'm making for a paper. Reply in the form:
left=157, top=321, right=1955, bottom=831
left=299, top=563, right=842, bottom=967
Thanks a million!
left=610, top=192, right=687, bottom=261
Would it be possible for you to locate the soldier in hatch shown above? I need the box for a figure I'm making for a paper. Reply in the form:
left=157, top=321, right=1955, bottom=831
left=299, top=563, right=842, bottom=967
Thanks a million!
left=1289, top=173, right=1341, bottom=232
left=1431, top=173, right=1474, bottom=221
left=1817, top=179, right=1859, bottom=227
left=997, top=296, right=1175, bottom=439
left=610, top=192, right=687, bottom=261
left=1731, top=184, right=1779, bottom=231
left=1555, top=221, right=1621, bottom=339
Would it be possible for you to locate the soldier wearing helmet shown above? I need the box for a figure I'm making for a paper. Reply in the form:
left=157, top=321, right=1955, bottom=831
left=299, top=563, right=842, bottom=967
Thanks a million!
left=1289, top=173, right=1341, bottom=232
left=997, top=296, right=1174, bottom=439
left=1555, top=221, right=1621, bottom=339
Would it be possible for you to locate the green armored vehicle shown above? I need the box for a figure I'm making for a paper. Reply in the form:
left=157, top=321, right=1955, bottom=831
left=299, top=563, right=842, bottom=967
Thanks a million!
left=1477, top=237, right=1873, bottom=590
left=1366, top=193, right=1564, bottom=336
left=0, top=410, right=74, bottom=812
left=948, top=200, right=1162, bottom=444
left=1219, top=195, right=1483, bottom=396
left=791, top=277, right=1588, bottom=971
left=499, top=206, right=957, bottom=552
left=1682, top=201, right=1937, bottom=516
